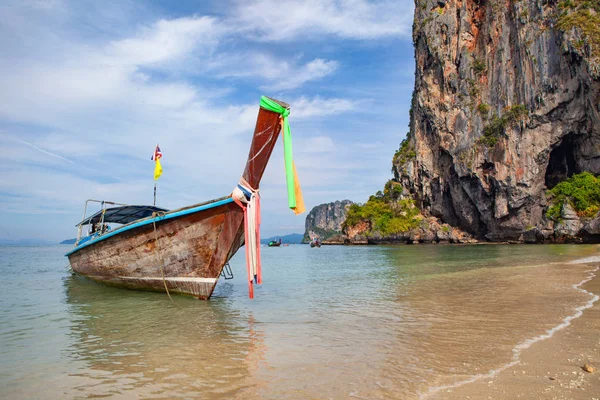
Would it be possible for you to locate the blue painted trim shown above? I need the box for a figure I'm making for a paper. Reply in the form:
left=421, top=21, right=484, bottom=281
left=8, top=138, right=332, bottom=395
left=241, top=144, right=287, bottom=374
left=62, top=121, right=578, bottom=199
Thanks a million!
left=65, top=197, right=234, bottom=257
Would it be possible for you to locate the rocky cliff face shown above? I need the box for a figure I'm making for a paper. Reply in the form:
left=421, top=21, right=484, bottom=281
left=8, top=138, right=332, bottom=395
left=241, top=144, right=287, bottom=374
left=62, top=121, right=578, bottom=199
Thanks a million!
left=394, top=0, right=600, bottom=241
left=303, top=200, right=353, bottom=243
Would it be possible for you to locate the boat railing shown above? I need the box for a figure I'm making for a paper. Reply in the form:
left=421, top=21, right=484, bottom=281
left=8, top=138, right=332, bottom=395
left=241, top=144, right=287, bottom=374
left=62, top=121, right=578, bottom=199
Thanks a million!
left=76, top=199, right=129, bottom=246
left=220, top=263, right=234, bottom=280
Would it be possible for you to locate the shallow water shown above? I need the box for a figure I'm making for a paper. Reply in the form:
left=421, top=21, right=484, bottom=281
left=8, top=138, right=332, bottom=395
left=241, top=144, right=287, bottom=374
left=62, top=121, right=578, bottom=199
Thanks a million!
left=0, top=244, right=598, bottom=399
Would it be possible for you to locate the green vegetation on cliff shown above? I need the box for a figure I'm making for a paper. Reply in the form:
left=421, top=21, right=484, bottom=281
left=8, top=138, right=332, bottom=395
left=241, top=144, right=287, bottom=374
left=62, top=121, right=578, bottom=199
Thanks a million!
left=479, top=105, right=529, bottom=148
left=477, top=103, right=490, bottom=116
left=557, top=0, right=600, bottom=58
left=343, top=181, right=420, bottom=235
left=302, top=227, right=340, bottom=242
left=393, top=138, right=416, bottom=165
left=472, top=57, right=487, bottom=75
left=546, top=172, right=600, bottom=220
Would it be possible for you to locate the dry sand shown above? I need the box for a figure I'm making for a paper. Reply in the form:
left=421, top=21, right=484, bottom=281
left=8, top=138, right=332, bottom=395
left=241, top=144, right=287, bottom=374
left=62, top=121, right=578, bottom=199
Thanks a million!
left=433, top=264, right=600, bottom=400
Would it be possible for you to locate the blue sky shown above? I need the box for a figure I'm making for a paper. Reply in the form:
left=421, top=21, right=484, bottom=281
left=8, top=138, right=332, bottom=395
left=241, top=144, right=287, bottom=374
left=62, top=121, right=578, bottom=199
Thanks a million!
left=0, top=0, right=415, bottom=242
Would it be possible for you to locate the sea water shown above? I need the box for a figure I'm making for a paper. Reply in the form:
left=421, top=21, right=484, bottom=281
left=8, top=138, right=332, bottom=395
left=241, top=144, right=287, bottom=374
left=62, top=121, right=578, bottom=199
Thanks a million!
left=0, top=244, right=598, bottom=399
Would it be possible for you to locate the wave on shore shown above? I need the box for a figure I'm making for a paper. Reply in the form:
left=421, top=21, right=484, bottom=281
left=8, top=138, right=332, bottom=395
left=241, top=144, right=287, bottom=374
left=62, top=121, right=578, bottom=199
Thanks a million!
left=420, top=260, right=600, bottom=399
left=569, top=255, right=600, bottom=264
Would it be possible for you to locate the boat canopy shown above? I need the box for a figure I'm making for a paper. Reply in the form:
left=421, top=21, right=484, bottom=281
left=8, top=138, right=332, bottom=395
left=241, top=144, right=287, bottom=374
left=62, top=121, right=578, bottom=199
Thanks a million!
left=76, top=205, right=168, bottom=227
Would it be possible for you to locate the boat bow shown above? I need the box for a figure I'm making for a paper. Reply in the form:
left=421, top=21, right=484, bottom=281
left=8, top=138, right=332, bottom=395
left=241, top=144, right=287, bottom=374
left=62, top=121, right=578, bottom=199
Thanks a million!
left=66, top=97, right=293, bottom=300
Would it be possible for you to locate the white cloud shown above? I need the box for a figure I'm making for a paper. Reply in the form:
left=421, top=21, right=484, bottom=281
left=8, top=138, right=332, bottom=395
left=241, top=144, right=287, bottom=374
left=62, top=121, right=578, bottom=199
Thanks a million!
left=11, top=137, right=76, bottom=165
left=107, top=16, right=223, bottom=67
left=0, top=1, right=411, bottom=240
left=232, top=0, right=413, bottom=41
left=292, top=96, right=361, bottom=118
left=264, top=58, right=339, bottom=90
left=211, top=54, right=339, bottom=91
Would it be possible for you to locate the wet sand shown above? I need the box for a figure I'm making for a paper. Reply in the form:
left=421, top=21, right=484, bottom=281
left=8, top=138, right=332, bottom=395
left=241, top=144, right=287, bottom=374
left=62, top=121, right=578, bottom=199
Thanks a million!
left=433, top=259, right=600, bottom=400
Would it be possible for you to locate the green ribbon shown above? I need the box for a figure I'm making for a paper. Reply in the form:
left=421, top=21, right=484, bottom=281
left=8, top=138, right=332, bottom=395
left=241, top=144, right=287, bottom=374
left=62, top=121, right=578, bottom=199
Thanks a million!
left=259, top=96, right=295, bottom=209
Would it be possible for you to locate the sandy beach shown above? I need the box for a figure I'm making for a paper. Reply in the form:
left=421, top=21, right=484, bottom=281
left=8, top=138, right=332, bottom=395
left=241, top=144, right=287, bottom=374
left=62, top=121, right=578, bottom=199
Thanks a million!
left=433, top=259, right=600, bottom=400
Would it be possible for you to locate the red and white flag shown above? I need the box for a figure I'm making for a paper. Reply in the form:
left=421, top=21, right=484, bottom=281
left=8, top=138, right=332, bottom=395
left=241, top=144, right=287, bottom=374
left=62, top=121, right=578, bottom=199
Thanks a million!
left=151, top=145, right=162, bottom=161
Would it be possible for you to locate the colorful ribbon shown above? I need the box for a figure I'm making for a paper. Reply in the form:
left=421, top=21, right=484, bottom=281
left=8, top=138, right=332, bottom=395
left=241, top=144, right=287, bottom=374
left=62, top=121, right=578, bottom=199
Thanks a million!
left=259, top=96, right=305, bottom=215
left=232, top=179, right=262, bottom=299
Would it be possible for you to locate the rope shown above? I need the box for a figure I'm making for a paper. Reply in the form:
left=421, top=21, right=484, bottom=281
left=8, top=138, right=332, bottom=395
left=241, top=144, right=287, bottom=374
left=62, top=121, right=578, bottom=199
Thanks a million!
left=232, top=178, right=262, bottom=299
left=239, top=178, right=261, bottom=286
left=151, top=211, right=173, bottom=302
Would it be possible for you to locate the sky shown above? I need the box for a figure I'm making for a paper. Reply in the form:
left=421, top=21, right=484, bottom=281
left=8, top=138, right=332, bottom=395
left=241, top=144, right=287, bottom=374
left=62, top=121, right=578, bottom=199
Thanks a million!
left=0, top=0, right=416, bottom=242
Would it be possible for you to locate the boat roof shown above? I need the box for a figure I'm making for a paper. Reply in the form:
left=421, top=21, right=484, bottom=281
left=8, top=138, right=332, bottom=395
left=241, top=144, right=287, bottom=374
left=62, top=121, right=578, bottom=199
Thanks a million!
left=76, top=205, right=168, bottom=226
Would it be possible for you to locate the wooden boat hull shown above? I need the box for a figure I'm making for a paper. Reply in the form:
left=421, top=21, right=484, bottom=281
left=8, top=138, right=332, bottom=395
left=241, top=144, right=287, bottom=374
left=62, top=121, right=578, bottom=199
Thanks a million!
left=67, top=97, right=289, bottom=299
left=68, top=199, right=244, bottom=299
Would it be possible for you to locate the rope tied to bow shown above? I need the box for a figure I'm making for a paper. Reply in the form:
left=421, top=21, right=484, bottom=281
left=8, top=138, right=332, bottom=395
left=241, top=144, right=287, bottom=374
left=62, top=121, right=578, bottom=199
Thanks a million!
left=232, top=178, right=262, bottom=299
left=151, top=211, right=173, bottom=302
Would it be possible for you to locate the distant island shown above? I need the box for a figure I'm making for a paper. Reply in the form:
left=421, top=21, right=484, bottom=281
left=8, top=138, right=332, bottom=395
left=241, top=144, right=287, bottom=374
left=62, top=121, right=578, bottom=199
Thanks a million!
left=60, top=238, right=77, bottom=244
left=303, top=200, right=353, bottom=244
left=260, top=233, right=303, bottom=245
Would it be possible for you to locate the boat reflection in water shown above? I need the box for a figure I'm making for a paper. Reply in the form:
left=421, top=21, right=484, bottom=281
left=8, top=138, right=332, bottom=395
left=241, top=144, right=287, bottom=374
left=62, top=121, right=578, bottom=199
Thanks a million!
left=63, top=275, right=266, bottom=399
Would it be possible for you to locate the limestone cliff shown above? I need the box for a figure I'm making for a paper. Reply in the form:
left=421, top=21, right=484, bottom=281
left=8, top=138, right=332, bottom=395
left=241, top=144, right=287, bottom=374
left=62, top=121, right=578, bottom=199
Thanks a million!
left=303, top=200, right=353, bottom=244
left=393, top=0, right=600, bottom=242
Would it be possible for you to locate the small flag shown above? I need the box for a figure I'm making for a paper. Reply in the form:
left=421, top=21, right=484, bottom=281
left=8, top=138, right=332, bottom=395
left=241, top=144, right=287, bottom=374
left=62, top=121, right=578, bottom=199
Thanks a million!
left=152, top=145, right=163, bottom=181
left=151, top=145, right=162, bottom=161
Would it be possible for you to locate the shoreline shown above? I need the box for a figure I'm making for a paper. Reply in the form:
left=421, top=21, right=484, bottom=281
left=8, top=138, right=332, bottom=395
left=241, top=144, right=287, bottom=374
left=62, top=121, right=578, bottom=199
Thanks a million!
left=320, top=241, right=597, bottom=246
left=428, top=258, right=600, bottom=399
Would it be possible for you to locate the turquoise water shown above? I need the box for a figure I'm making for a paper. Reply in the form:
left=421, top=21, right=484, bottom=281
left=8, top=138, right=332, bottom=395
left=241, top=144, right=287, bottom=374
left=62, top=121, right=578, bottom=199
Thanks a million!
left=0, top=244, right=598, bottom=399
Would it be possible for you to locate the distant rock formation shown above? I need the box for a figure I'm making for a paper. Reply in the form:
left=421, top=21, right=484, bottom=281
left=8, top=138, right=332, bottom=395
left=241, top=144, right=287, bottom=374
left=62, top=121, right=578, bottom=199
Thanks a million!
left=346, top=216, right=477, bottom=245
left=303, top=200, right=353, bottom=244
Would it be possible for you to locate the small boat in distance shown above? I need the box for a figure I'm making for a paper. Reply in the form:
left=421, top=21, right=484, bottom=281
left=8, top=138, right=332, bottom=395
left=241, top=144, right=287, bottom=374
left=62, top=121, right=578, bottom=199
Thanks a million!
left=268, top=239, right=282, bottom=247
left=66, top=97, right=298, bottom=300
left=310, top=238, right=321, bottom=248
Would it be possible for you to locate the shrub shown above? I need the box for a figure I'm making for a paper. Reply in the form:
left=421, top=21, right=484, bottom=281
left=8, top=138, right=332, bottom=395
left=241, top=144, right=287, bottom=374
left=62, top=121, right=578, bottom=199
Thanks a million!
left=503, top=104, right=528, bottom=120
left=546, top=172, right=600, bottom=220
left=473, top=58, right=487, bottom=74
left=556, top=0, right=600, bottom=58
left=546, top=202, right=563, bottom=221
left=479, top=115, right=505, bottom=147
left=466, top=78, right=479, bottom=97
left=343, top=197, right=420, bottom=235
left=383, top=180, right=404, bottom=199
left=394, top=138, right=417, bottom=165
left=477, top=103, right=490, bottom=115
left=479, top=105, right=529, bottom=148
left=558, top=0, right=576, bottom=9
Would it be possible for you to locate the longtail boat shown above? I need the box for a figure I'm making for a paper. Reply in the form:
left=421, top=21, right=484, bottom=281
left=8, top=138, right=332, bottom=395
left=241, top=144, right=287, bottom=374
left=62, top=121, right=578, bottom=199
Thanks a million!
left=66, top=96, right=304, bottom=300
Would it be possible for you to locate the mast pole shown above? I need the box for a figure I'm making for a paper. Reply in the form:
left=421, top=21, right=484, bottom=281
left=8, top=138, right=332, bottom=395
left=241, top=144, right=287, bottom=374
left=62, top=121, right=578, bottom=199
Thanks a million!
left=153, top=182, right=157, bottom=206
